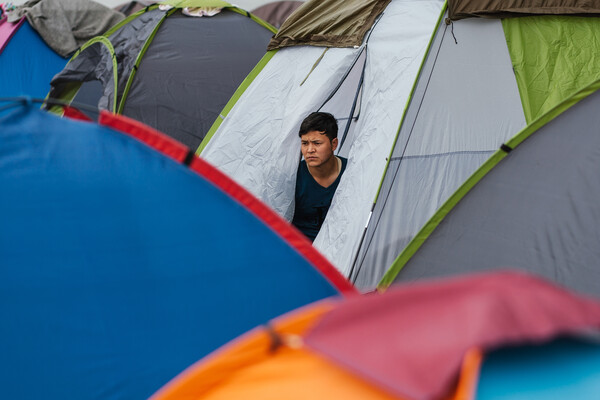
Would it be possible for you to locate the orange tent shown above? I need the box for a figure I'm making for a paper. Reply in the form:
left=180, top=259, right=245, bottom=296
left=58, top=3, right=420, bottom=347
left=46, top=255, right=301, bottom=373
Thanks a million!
left=151, top=271, right=600, bottom=400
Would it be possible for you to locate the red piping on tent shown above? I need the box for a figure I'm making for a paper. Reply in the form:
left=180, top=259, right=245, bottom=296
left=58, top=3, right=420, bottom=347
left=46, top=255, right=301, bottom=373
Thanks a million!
left=63, top=105, right=93, bottom=121
left=98, top=111, right=357, bottom=295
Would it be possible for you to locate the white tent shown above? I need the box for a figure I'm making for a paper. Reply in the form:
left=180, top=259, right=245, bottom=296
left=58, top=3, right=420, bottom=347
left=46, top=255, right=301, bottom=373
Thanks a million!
left=200, top=0, right=445, bottom=278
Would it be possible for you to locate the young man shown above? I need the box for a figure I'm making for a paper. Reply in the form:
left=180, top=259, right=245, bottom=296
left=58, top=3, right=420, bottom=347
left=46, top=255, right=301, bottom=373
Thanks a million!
left=292, top=112, right=347, bottom=242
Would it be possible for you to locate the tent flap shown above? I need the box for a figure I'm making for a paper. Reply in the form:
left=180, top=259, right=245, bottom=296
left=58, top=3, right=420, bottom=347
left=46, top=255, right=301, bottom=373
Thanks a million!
left=448, top=0, right=600, bottom=21
left=503, top=15, right=600, bottom=123
left=267, top=0, right=391, bottom=50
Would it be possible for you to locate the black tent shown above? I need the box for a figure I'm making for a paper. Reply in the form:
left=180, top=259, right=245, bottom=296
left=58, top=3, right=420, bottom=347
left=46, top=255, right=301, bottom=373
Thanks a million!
left=48, top=1, right=275, bottom=149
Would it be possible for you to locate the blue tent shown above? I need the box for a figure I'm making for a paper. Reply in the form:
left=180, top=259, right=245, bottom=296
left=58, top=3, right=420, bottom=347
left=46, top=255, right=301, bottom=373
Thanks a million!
left=477, top=337, right=600, bottom=400
left=0, top=18, right=66, bottom=101
left=0, top=100, right=354, bottom=399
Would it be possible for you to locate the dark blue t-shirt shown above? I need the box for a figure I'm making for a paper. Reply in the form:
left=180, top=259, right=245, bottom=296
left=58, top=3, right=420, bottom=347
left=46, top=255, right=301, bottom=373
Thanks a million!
left=292, top=157, right=347, bottom=242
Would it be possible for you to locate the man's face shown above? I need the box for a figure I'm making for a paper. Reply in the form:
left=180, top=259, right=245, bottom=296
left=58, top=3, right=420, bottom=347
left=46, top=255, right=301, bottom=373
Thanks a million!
left=300, top=130, right=338, bottom=168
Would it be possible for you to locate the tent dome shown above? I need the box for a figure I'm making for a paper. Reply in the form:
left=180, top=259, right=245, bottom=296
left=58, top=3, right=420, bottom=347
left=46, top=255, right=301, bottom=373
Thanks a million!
left=48, top=2, right=276, bottom=149
left=0, top=100, right=353, bottom=399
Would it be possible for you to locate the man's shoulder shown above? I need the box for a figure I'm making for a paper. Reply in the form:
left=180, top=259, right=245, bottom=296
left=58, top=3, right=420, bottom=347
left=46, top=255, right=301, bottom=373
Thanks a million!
left=297, top=159, right=308, bottom=172
left=338, top=156, right=348, bottom=172
left=296, top=160, right=310, bottom=184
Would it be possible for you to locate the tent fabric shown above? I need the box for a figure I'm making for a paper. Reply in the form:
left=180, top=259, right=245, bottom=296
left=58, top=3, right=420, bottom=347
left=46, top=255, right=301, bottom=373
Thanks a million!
left=98, top=110, right=355, bottom=293
left=166, top=0, right=233, bottom=7
left=39, top=4, right=164, bottom=114
left=0, top=102, right=353, bottom=400
left=199, top=0, right=600, bottom=291
left=251, top=1, right=303, bottom=28
left=303, top=271, right=600, bottom=400
left=47, top=6, right=174, bottom=112
left=346, top=9, right=600, bottom=290
left=155, top=339, right=401, bottom=400
left=50, top=36, right=122, bottom=112
left=202, top=45, right=363, bottom=221
left=318, top=48, right=367, bottom=158
left=119, top=10, right=273, bottom=148
left=447, top=0, right=600, bottom=21
left=148, top=301, right=398, bottom=400
left=313, top=0, right=444, bottom=276
left=114, top=1, right=156, bottom=16
left=48, top=2, right=275, bottom=149
left=202, top=0, right=445, bottom=276
left=476, top=337, right=600, bottom=400
left=150, top=270, right=600, bottom=400
left=383, top=80, right=600, bottom=298
left=267, top=0, right=391, bottom=50
left=349, top=14, right=527, bottom=288
left=0, top=18, right=67, bottom=101
left=196, top=49, right=279, bottom=153
left=67, top=8, right=163, bottom=112
left=503, top=15, right=600, bottom=123
left=0, top=15, right=24, bottom=53
left=5, top=0, right=125, bottom=57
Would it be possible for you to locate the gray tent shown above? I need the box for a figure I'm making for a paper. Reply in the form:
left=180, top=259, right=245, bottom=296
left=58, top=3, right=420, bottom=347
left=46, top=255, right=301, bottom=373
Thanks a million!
left=198, top=0, right=600, bottom=291
left=347, top=6, right=600, bottom=289
left=47, top=1, right=276, bottom=149
left=379, top=79, right=600, bottom=298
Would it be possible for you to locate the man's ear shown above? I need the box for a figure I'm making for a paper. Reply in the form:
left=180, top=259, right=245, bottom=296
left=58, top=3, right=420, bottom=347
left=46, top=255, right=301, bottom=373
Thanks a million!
left=331, top=137, right=338, bottom=151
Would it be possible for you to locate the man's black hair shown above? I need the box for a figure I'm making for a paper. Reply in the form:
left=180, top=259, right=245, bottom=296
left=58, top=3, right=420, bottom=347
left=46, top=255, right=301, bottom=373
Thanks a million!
left=298, top=112, right=338, bottom=141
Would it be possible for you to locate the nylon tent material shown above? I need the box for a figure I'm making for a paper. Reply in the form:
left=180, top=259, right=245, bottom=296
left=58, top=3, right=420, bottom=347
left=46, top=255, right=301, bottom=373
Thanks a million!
left=349, top=7, right=600, bottom=289
left=251, top=1, right=303, bottom=28
left=199, top=0, right=600, bottom=292
left=114, top=1, right=156, bottom=16
left=201, top=0, right=445, bottom=264
left=381, top=79, right=600, bottom=298
left=349, top=12, right=527, bottom=288
left=151, top=271, right=600, bottom=400
left=503, top=15, right=600, bottom=122
left=3, top=0, right=125, bottom=58
left=447, top=0, right=600, bottom=20
left=0, top=100, right=354, bottom=400
left=202, top=44, right=365, bottom=222
left=152, top=303, right=402, bottom=400
left=267, top=0, right=391, bottom=49
left=47, top=1, right=276, bottom=149
left=0, top=17, right=66, bottom=102
left=476, top=338, right=600, bottom=400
